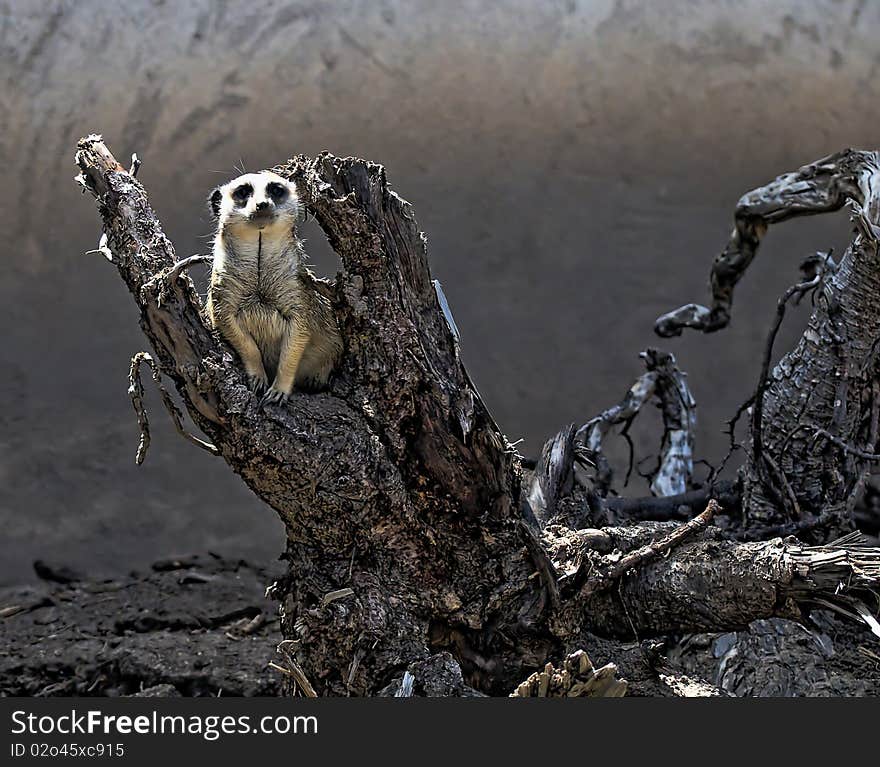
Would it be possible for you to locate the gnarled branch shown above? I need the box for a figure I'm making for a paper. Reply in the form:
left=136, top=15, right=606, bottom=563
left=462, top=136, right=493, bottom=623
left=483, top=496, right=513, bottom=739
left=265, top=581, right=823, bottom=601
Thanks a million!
left=655, top=149, right=876, bottom=337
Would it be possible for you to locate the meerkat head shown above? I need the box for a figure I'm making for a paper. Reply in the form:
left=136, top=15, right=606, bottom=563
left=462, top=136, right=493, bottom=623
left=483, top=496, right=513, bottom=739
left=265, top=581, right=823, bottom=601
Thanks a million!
left=209, top=171, right=300, bottom=234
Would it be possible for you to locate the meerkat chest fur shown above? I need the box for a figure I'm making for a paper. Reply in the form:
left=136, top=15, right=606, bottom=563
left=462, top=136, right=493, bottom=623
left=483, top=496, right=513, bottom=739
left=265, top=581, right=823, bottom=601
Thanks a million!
left=206, top=170, right=342, bottom=399
left=216, top=225, right=305, bottom=314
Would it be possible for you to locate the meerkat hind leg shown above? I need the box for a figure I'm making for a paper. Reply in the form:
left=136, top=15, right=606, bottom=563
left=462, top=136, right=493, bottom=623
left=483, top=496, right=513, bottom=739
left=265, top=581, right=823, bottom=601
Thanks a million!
left=221, top=314, right=269, bottom=392
left=296, top=341, right=337, bottom=391
left=264, top=322, right=311, bottom=403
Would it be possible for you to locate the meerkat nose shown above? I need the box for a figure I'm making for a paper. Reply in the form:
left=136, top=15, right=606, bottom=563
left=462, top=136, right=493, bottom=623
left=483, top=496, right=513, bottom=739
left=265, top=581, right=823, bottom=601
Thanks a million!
left=256, top=201, right=270, bottom=211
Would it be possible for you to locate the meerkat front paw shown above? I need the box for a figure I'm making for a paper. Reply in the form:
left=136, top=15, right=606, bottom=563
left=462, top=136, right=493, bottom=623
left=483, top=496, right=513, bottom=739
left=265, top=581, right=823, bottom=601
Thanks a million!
left=247, top=371, right=269, bottom=393
left=261, top=386, right=289, bottom=406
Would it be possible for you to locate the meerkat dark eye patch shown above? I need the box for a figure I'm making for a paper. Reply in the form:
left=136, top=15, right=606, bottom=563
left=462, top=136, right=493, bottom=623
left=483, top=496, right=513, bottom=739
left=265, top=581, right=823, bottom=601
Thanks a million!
left=231, top=183, right=254, bottom=206
left=266, top=182, right=288, bottom=202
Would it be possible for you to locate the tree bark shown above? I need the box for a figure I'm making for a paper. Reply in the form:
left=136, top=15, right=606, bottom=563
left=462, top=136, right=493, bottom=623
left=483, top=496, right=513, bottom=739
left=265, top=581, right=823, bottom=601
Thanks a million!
left=75, top=136, right=880, bottom=696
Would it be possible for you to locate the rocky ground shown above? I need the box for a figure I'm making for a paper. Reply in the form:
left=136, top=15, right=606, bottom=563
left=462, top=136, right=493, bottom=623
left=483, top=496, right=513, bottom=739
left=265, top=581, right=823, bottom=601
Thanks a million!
left=2, top=551, right=879, bottom=697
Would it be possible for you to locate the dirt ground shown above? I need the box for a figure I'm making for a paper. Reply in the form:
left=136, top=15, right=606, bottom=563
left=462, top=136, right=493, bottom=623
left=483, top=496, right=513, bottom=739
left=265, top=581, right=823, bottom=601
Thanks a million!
left=2, top=551, right=878, bottom=697
left=0, top=554, right=283, bottom=696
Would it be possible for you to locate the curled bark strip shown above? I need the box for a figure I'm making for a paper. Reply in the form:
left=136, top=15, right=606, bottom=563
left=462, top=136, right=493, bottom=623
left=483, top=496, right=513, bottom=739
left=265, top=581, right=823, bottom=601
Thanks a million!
left=525, top=424, right=576, bottom=527
left=84, top=232, right=113, bottom=262
left=128, top=353, right=151, bottom=465
left=573, top=348, right=696, bottom=498
left=655, top=149, right=875, bottom=337
left=127, top=352, right=219, bottom=465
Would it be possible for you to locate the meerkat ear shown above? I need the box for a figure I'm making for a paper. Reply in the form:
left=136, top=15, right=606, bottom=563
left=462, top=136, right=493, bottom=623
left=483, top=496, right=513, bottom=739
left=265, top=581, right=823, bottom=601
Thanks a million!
left=208, top=187, right=223, bottom=219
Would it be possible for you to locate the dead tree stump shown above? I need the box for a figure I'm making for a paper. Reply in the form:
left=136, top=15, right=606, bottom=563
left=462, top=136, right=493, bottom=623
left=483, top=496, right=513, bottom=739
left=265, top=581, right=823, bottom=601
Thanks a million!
left=76, top=137, right=880, bottom=696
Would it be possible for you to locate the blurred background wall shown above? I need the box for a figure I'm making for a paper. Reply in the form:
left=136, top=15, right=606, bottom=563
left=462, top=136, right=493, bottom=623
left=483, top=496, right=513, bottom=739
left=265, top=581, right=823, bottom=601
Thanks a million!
left=2, top=0, right=878, bottom=583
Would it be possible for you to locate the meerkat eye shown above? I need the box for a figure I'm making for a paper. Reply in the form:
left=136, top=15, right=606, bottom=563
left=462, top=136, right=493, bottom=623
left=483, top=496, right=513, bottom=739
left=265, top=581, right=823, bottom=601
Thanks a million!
left=266, top=182, right=288, bottom=202
left=231, top=183, right=253, bottom=206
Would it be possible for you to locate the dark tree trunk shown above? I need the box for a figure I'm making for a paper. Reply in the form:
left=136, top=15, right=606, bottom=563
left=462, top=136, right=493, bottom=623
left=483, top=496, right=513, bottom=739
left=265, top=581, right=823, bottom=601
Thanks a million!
left=75, top=137, right=880, bottom=696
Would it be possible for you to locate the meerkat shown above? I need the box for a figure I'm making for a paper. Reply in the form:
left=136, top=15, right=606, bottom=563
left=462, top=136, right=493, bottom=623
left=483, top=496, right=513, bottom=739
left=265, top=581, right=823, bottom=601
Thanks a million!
left=205, top=170, right=342, bottom=402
